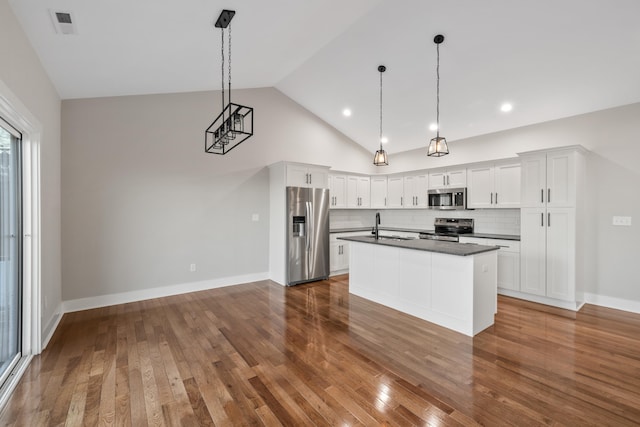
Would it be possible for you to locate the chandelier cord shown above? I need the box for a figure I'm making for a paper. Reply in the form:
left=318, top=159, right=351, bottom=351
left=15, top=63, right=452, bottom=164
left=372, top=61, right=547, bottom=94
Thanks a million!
left=221, top=28, right=225, bottom=126
left=379, top=69, right=383, bottom=148
left=436, top=41, right=440, bottom=139
left=228, top=23, right=232, bottom=108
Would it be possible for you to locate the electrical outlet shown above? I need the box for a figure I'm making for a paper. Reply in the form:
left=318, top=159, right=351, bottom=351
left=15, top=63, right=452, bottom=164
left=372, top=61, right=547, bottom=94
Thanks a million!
left=252, top=213, right=259, bottom=222
left=612, top=216, right=632, bottom=226
left=190, top=263, right=196, bottom=272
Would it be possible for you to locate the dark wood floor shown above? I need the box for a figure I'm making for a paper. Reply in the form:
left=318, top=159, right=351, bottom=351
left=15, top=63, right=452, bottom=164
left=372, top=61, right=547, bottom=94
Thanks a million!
left=2, top=275, right=640, bottom=426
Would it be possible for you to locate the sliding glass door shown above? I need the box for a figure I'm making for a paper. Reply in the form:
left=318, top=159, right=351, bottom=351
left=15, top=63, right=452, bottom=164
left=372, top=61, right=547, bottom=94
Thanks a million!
left=0, top=118, right=22, bottom=388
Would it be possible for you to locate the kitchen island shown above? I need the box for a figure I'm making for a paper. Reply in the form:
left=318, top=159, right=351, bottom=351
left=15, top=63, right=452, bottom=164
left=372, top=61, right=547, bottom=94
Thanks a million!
left=338, top=236, right=499, bottom=336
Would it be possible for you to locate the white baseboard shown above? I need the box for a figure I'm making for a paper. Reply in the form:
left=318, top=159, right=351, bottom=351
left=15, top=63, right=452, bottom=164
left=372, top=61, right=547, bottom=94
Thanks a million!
left=41, top=306, right=63, bottom=350
left=62, top=272, right=270, bottom=313
left=584, top=293, right=640, bottom=314
left=498, top=289, right=583, bottom=311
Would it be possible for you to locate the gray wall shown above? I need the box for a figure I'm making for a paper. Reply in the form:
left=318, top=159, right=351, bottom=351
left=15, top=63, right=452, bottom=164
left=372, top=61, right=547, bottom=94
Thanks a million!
left=0, top=0, right=62, bottom=338
left=390, top=103, right=640, bottom=303
left=61, top=88, right=373, bottom=300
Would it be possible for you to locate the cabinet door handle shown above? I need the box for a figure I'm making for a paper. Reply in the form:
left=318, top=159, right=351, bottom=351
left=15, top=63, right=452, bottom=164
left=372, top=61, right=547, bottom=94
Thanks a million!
left=495, top=193, right=498, bottom=204
left=384, top=197, right=387, bottom=206
left=401, top=196, right=403, bottom=206
left=442, top=176, right=446, bottom=186
left=541, top=212, right=544, bottom=227
left=447, top=175, right=450, bottom=186
left=548, top=188, right=551, bottom=203
left=548, top=212, right=551, bottom=227
left=541, top=189, right=544, bottom=203
left=490, top=192, right=493, bottom=204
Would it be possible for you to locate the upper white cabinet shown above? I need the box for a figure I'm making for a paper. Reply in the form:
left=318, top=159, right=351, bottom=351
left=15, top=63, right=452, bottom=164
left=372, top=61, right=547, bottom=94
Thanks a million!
left=329, top=174, right=347, bottom=208
left=286, top=163, right=329, bottom=188
left=370, top=176, right=388, bottom=209
left=467, top=161, right=521, bottom=209
left=403, top=173, right=428, bottom=208
left=347, top=176, right=370, bottom=208
left=428, top=168, right=466, bottom=189
left=387, top=176, right=405, bottom=208
left=520, top=149, right=577, bottom=208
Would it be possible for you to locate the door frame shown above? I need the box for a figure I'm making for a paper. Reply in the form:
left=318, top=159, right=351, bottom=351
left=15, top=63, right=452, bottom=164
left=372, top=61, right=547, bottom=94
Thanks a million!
left=0, top=78, right=42, bottom=407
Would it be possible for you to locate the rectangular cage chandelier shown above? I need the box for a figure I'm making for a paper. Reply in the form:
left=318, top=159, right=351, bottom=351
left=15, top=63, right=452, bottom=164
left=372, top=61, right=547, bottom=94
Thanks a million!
left=205, top=9, right=254, bottom=155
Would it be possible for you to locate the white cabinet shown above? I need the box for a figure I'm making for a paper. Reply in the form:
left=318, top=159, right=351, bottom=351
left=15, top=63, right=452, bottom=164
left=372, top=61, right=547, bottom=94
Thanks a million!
left=330, top=232, right=365, bottom=275
left=517, top=146, right=586, bottom=310
left=403, top=173, right=428, bottom=208
left=347, top=175, right=370, bottom=208
left=428, top=169, right=466, bottom=189
left=459, top=237, right=520, bottom=292
left=329, top=174, right=347, bottom=208
left=520, top=149, right=576, bottom=208
left=330, top=240, right=349, bottom=273
left=286, top=163, right=329, bottom=188
left=387, top=176, right=405, bottom=208
left=370, top=176, right=388, bottom=208
left=520, top=208, right=576, bottom=301
left=467, top=161, right=521, bottom=208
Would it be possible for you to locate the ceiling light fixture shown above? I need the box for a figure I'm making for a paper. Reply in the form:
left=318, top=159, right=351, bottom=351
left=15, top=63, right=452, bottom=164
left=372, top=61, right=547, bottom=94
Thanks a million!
left=373, top=65, right=389, bottom=166
left=500, top=103, right=513, bottom=112
left=427, top=34, right=449, bottom=157
left=205, top=9, right=254, bottom=155
left=343, top=108, right=352, bottom=117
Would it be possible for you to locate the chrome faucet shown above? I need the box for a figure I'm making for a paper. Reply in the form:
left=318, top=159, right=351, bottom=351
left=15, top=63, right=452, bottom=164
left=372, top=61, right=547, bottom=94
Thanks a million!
left=374, top=212, right=381, bottom=240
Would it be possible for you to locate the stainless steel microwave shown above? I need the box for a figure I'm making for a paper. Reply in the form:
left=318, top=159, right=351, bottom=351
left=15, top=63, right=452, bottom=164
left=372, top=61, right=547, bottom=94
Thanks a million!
left=428, top=187, right=467, bottom=210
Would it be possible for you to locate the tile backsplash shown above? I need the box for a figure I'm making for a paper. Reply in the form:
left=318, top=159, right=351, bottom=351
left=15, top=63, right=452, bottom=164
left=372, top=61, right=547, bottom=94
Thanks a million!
left=330, top=208, right=521, bottom=235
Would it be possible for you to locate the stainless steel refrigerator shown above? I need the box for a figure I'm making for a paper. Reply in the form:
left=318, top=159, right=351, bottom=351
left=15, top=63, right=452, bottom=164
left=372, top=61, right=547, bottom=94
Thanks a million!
left=286, top=186, right=330, bottom=286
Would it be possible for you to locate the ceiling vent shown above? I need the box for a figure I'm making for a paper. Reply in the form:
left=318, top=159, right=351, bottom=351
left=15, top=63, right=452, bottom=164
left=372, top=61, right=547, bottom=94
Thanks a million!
left=49, top=10, right=77, bottom=35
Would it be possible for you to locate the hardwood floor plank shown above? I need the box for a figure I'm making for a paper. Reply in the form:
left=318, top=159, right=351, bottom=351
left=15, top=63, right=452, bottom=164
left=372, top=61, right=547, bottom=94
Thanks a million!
left=3, top=279, right=640, bottom=426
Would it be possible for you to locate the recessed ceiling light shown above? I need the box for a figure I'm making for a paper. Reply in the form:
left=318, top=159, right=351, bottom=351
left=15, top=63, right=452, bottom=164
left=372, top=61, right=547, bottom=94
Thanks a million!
left=429, top=123, right=438, bottom=131
left=342, top=108, right=352, bottom=117
left=380, top=136, right=388, bottom=144
left=500, top=103, right=513, bottom=113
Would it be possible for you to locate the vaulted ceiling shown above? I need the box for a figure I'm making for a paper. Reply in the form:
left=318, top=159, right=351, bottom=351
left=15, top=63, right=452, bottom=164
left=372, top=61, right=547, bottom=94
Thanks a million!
left=9, top=0, right=640, bottom=154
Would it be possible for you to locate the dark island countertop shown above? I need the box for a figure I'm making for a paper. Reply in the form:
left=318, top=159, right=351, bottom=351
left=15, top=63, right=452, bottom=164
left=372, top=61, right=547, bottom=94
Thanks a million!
left=338, top=235, right=500, bottom=257
left=464, top=233, right=520, bottom=241
left=330, top=227, right=520, bottom=241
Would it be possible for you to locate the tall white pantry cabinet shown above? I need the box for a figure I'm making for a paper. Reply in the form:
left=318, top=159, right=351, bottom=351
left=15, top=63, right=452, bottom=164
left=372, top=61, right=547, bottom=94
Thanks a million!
left=517, top=146, right=587, bottom=310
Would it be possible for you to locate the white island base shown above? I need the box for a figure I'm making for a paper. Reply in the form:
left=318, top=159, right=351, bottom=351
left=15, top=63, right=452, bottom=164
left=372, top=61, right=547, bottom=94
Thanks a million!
left=348, top=241, right=498, bottom=337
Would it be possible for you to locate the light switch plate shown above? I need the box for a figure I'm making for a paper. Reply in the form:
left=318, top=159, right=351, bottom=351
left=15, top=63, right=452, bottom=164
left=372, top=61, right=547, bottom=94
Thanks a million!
left=612, top=216, right=632, bottom=226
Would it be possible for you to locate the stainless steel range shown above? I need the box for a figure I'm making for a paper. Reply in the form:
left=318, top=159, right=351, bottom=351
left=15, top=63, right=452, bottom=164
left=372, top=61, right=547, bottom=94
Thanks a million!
left=419, top=218, right=473, bottom=242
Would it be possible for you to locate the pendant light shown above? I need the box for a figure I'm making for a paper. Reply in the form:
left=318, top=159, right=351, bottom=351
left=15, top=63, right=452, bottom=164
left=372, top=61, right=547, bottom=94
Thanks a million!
left=427, top=34, right=449, bottom=157
left=205, top=9, right=254, bottom=155
left=373, top=65, right=389, bottom=166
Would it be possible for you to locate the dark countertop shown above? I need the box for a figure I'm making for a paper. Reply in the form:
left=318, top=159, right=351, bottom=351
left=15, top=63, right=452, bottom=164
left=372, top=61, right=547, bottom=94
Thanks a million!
left=330, top=226, right=429, bottom=234
left=464, top=233, right=520, bottom=241
left=330, top=227, right=520, bottom=241
left=338, top=235, right=500, bottom=257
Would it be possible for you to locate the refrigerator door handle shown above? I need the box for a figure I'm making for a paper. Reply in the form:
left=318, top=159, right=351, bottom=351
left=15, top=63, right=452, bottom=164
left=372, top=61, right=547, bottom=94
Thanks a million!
left=306, top=201, right=312, bottom=252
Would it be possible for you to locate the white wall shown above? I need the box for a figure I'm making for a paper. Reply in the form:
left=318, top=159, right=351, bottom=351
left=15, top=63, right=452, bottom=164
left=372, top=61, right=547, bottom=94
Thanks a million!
left=389, top=103, right=640, bottom=304
left=0, top=0, right=62, bottom=341
left=61, top=88, right=373, bottom=302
